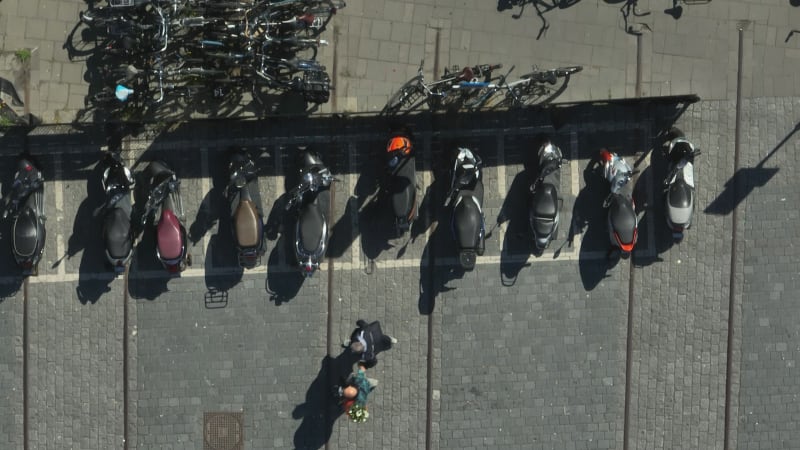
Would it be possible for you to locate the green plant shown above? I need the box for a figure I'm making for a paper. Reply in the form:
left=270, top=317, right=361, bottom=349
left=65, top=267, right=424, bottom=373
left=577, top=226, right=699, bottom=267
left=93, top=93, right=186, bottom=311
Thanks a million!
left=14, top=48, right=32, bottom=63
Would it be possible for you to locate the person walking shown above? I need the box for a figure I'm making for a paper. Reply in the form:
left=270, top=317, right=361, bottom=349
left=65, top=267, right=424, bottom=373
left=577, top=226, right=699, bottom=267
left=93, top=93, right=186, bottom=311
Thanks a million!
left=335, top=363, right=376, bottom=423
left=343, top=319, right=398, bottom=369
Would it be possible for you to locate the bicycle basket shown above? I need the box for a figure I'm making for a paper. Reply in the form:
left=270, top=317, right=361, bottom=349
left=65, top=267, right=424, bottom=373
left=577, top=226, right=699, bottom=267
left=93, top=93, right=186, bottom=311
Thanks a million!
left=300, top=70, right=331, bottom=104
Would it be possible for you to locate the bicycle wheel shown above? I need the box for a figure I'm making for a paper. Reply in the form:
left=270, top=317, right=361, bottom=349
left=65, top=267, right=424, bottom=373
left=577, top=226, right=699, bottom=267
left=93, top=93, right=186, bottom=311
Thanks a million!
left=79, top=7, right=117, bottom=27
left=510, top=82, right=554, bottom=107
left=381, top=77, right=426, bottom=115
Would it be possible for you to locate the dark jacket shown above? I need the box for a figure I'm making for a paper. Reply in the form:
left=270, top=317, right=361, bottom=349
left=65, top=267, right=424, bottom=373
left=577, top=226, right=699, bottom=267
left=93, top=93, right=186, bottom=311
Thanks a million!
left=350, top=320, right=393, bottom=368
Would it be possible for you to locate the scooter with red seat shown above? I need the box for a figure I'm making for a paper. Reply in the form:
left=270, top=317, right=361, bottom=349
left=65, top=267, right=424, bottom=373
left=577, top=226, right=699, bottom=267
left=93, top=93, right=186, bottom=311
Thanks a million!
left=140, top=160, right=190, bottom=273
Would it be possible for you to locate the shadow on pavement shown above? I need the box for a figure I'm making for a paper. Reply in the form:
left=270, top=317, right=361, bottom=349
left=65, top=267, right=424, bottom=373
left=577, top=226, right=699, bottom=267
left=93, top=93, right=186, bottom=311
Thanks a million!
left=498, top=0, right=583, bottom=39
left=293, top=350, right=360, bottom=450
left=498, top=168, right=533, bottom=284
left=704, top=123, right=797, bottom=216
left=417, top=157, right=465, bottom=315
left=67, top=156, right=116, bottom=304
left=572, top=157, right=613, bottom=291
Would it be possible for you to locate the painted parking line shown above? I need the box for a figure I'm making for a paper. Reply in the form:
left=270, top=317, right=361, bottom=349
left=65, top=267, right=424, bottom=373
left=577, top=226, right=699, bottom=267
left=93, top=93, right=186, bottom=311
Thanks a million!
left=494, top=134, right=507, bottom=247
left=200, top=147, right=211, bottom=254
left=273, top=147, right=286, bottom=265
left=347, top=142, right=360, bottom=269
left=54, top=154, right=65, bottom=277
left=28, top=123, right=664, bottom=285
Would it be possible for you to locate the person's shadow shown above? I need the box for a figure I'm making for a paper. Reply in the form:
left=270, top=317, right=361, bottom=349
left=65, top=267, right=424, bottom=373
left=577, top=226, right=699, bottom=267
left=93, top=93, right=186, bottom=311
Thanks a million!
left=292, top=350, right=360, bottom=450
left=498, top=168, right=532, bottom=284
left=264, top=192, right=304, bottom=304
left=573, top=159, right=613, bottom=291
left=417, top=173, right=465, bottom=315
left=71, top=156, right=117, bottom=304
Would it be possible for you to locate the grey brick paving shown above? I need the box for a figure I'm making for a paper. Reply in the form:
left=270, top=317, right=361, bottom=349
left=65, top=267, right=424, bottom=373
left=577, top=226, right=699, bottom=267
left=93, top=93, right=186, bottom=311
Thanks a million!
left=0, top=281, right=23, bottom=450
left=331, top=266, right=428, bottom=450
left=628, top=101, right=734, bottom=450
left=736, top=98, right=800, bottom=449
left=437, top=261, right=628, bottom=450
left=27, top=281, right=124, bottom=450
left=131, top=274, right=328, bottom=450
left=0, top=2, right=798, bottom=446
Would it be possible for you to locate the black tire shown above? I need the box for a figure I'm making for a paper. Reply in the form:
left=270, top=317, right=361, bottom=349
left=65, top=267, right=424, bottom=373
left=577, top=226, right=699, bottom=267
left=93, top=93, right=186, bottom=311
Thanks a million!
left=510, top=82, right=553, bottom=107
left=90, top=88, right=120, bottom=105
left=381, top=77, right=426, bottom=115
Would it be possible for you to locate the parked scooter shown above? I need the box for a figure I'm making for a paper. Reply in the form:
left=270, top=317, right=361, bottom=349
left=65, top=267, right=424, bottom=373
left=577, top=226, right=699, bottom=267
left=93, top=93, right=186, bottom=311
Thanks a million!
left=95, top=152, right=135, bottom=273
left=444, top=147, right=485, bottom=270
left=1, top=154, right=46, bottom=275
left=662, top=128, right=700, bottom=242
left=284, top=149, right=336, bottom=277
left=599, top=149, right=637, bottom=258
left=384, top=133, right=417, bottom=236
left=140, top=160, right=190, bottom=273
left=529, top=139, right=563, bottom=251
left=226, top=149, right=266, bottom=268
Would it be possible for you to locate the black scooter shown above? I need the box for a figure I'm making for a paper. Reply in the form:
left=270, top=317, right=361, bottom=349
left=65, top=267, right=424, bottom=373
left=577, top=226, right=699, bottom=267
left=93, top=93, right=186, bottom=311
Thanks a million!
left=285, top=149, right=336, bottom=277
left=529, top=139, right=563, bottom=251
left=227, top=149, right=266, bottom=268
left=384, top=133, right=417, bottom=236
left=444, top=147, right=485, bottom=270
left=140, top=160, right=190, bottom=273
left=95, top=152, right=135, bottom=273
left=2, top=154, right=46, bottom=275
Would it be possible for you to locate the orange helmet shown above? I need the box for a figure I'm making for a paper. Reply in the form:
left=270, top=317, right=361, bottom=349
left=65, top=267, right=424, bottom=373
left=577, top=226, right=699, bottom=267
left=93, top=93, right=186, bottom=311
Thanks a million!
left=386, top=136, right=412, bottom=155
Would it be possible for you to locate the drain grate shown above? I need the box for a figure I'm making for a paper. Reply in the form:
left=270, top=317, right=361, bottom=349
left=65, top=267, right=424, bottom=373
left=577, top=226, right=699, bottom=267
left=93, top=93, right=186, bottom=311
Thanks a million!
left=204, top=412, right=244, bottom=450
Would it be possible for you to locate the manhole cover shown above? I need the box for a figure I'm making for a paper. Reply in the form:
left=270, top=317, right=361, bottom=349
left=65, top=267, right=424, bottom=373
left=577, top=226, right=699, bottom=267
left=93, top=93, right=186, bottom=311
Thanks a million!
left=204, top=412, right=243, bottom=450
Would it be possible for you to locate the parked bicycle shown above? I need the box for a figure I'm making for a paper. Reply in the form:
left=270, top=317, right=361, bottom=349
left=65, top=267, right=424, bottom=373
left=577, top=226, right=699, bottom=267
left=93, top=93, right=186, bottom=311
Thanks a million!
left=381, top=60, right=502, bottom=115
left=491, top=65, right=583, bottom=108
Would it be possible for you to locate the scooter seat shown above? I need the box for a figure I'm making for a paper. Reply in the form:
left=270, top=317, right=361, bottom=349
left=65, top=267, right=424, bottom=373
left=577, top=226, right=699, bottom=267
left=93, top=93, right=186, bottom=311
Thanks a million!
left=453, top=194, right=482, bottom=249
left=531, top=183, right=558, bottom=218
left=668, top=178, right=692, bottom=209
left=609, top=194, right=637, bottom=244
left=391, top=176, right=415, bottom=219
left=299, top=203, right=325, bottom=253
left=104, top=207, right=132, bottom=259
left=13, top=208, right=39, bottom=258
left=234, top=200, right=261, bottom=249
left=157, top=209, right=183, bottom=260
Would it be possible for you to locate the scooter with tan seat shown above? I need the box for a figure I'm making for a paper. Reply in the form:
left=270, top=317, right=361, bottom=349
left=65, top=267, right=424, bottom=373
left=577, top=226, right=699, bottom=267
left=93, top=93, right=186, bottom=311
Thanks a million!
left=226, top=149, right=266, bottom=268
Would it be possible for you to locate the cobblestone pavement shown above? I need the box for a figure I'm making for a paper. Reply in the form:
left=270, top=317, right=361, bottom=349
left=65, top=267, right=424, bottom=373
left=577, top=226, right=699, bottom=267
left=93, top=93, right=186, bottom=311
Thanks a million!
left=736, top=98, right=800, bottom=450
left=0, top=0, right=799, bottom=449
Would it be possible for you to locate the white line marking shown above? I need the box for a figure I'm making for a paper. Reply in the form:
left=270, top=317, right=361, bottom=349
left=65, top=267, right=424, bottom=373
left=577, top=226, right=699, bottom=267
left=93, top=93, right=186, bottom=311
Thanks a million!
left=569, top=130, right=583, bottom=250
left=423, top=137, right=435, bottom=242
left=275, top=147, right=286, bottom=265
left=570, top=130, right=580, bottom=197
left=494, top=134, right=507, bottom=247
left=6, top=245, right=657, bottom=285
left=347, top=142, right=360, bottom=268
left=54, top=153, right=65, bottom=276
left=200, top=147, right=211, bottom=258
